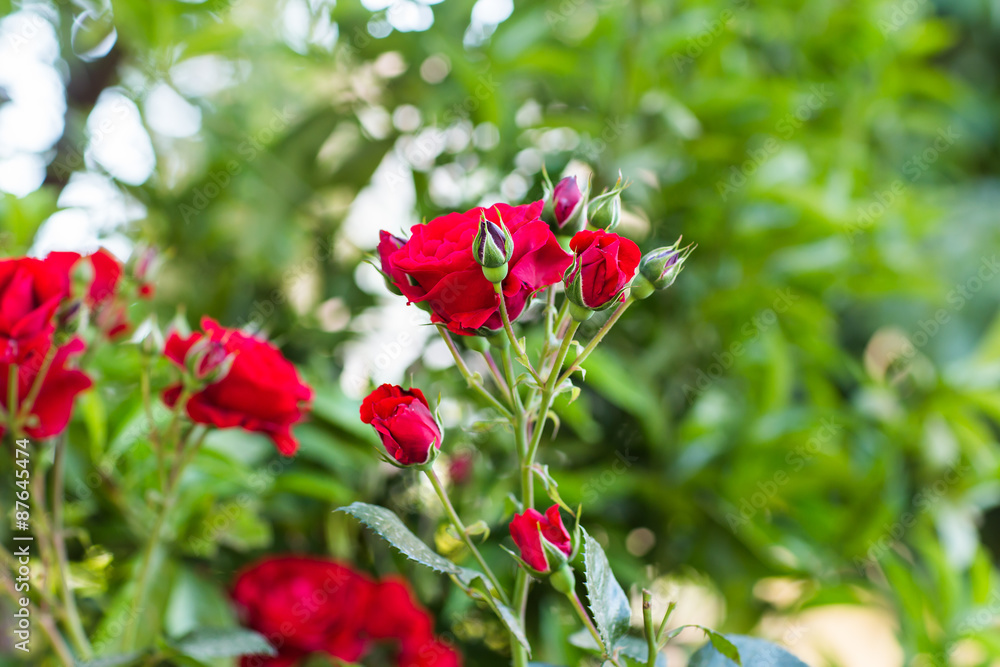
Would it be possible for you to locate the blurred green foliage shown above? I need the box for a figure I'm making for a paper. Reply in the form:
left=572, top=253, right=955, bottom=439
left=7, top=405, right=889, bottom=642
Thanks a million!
left=3, top=0, right=1000, bottom=664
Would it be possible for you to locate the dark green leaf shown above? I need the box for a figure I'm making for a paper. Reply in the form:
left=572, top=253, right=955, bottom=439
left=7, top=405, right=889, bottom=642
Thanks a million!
left=582, top=530, right=631, bottom=653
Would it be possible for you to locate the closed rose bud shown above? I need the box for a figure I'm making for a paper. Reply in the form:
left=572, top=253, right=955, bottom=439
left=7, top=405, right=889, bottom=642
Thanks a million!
left=553, top=176, right=586, bottom=232
left=377, top=231, right=409, bottom=296
left=509, top=505, right=572, bottom=574
left=564, top=229, right=641, bottom=316
left=184, top=337, right=235, bottom=384
left=360, top=384, right=443, bottom=466
left=587, top=189, right=622, bottom=231
left=631, top=239, right=694, bottom=300
left=473, top=212, right=514, bottom=283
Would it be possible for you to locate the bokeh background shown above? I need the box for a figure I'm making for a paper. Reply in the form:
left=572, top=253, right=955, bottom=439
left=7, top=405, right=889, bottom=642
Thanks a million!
left=2, top=0, right=1000, bottom=664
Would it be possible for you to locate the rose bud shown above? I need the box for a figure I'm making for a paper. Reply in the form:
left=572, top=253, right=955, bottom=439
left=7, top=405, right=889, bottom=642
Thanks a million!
left=586, top=181, right=624, bottom=232
left=631, top=238, right=695, bottom=300
left=360, top=384, right=443, bottom=467
left=472, top=211, right=513, bottom=284
left=376, top=231, right=409, bottom=296
left=183, top=337, right=236, bottom=384
left=563, top=229, right=641, bottom=319
left=509, top=505, right=572, bottom=575
left=552, top=176, right=587, bottom=233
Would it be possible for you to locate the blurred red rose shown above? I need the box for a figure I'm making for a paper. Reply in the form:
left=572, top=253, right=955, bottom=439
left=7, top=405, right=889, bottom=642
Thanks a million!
left=378, top=201, right=572, bottom=335
left=233, top=556, right=375, bottom=666
left=0, top=256, right=72, bottom=363
left=360, top=384, right=442, bottom=466
left=564, top=229, right=641, bottom=310
left=233, top=557, right=462, bottom=667
left=0, top=338, right=92, bottom=440
left=509, top=505, right=572, bottom=573
left=162, top=318, right=313, bottom=455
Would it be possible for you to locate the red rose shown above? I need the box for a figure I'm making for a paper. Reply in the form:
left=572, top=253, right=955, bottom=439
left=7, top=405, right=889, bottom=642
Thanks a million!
left=232, top=556, right=375, bottom=666
left=401, top=638, right=463, bottom=667
left=509, top=505, right=572, bottom=573
left=0, top=338, right=92, bottom=440
left=378, top=201, right=572, bottom=336
left=360, top=384, right=442, bottom=466
left=162, top=318, right=313, bottom=456
left=564, top=229, right=641, bottom=309
left=365, top=577, right=434, bottom=646
left=0, top=256, right=72, bottom=363
left=46, top=249, right=132, bottom=338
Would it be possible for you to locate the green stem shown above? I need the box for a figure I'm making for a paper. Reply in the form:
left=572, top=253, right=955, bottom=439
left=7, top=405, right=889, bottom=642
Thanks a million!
left=654, top=601, right=677, bottom=646
left=437, top=328, right=512, bottom=418
left=7, top=364, right=18, bottom=435
left=493, top=283, right=542, bottom=383
left=556, top=297, right=634, bottom=387
left=122, top=428, right=206, bottom=650
left=569, top=591, right=619, bottom=665
left=0, top=574, right=74, bottom=665
left=481, top=351, right=511, bottom=401
left=53, top=436, right=93, bottom=659
left=643, top=589, right=657, bottom=667
left=525, top=321, right=579, bottom=467
left=141, top=359, right=167, bottom=492
left=424, top=469, right=508, bottom=604
left=17, top=344, right=57, bottom=423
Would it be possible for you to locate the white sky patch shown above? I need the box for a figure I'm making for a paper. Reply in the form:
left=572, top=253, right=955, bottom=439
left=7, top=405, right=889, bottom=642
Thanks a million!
left=86, top=89, right=156, bottom=185
left=145, top=82, right=202, bottom=138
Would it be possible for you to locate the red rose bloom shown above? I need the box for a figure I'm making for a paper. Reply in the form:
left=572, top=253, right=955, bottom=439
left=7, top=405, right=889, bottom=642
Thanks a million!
left=232, top=557, right=375, bottom=666
left=162, top=318, right=313, bottom=456
left=564, top=229, right=641, bottom=309
left=509, top=505, right=572, bottom=573
left=378, top=201, right=572, bottom=336
left=0, top=256, right=72, bottom=362
left=0, top=338, right=92, bottom=440
left=360, top=384, right=442, bottom=466
left=233, top=557, right=463, bottom=667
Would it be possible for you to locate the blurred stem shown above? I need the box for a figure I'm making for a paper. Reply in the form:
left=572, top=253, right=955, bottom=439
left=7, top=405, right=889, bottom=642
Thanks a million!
left=7, top=364, right=18, bottom=435
left=17, top=344, right=57, bottom=424
left=52, top=436, right=93, bottom=659
left=493, top=283, right=541, bottom=383
left=556, top=297, right=634, bottom=387
left=140, top=358, right=166, bottom=492
left=0, top=549, right=74, bottom=665
left=642, top=589, right=657, bottom=667
left=437, top=328, right=512, bottom=417
left=424, top=469, right=508, bottom=604
left=122, top=424, right=206, bottom=651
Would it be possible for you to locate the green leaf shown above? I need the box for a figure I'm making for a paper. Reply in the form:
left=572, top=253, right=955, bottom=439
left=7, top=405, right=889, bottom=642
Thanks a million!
left=339, top=502, right=477, bottom=580
left=169, top=627, right=276, bottom=660
left=582, top=530, right=631, bottom=653
left=689, top=634, right=807, bottom=667
left=77, top=653, right=147, bottom=667
left=569, top=630, right=666, bottom=666
left=488, top=596, right=531, bottom=655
